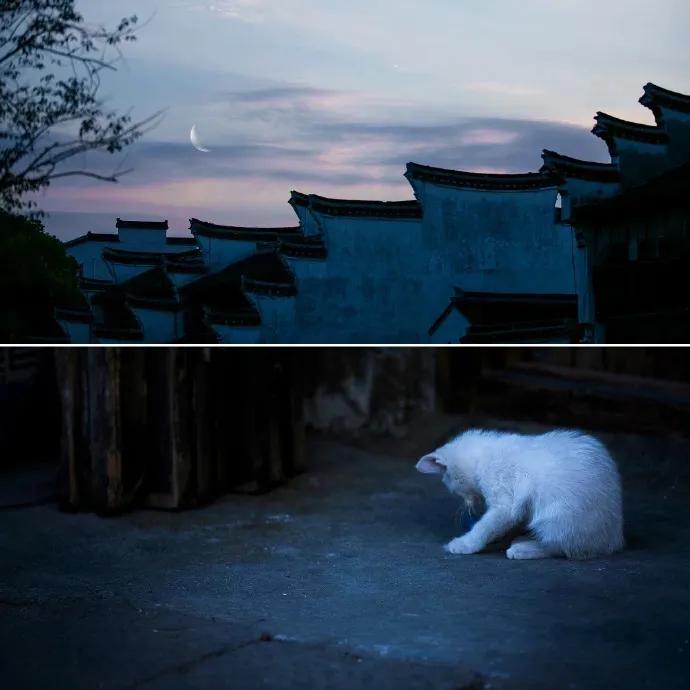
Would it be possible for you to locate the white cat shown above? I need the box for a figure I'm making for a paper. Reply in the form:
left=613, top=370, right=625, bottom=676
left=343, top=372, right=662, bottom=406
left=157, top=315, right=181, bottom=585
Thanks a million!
left=416, top=429, right=624, bottom=560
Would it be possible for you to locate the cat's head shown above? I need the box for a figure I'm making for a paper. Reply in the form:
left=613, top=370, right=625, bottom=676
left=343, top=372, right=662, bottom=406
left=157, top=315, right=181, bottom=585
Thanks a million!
left=416, top=445, right=480, bottom=510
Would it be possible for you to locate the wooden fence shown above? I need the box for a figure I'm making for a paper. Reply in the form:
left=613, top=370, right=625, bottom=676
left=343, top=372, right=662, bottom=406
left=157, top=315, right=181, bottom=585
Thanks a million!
left=54, top=348, right=305, bottom=513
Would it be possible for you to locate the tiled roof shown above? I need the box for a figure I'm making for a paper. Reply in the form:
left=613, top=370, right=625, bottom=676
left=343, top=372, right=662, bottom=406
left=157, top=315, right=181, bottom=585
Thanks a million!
left=406, top=162, right=559, bottom=190
left=91, top=292, right=143, bottom=341
left=116, top=218, right=169, bottom=230
left=190, top=218, right=301, bottom=241
left=541, top=150, right=620, bottom=182
left=592, top=112, right=668, bottom=145
left=639, top=83, right=690, bottom=118
left=165, top=254, right=207, bottom=275
left=123, top=267, right=179, bottom=310
left=64, top=232, right=119, bottom=248
left=103, top=246, right=201, bottom=266
left=240, top=250, right=298, bottom=296
left=279, top=236, right=328, bottom=260
left=572, top=160, right=690, bottom=221
left=180, top=255, right=271, bottom=326
left=306, top=194, right=422, bottom=219
left=429, top=288, right=577, bottom=337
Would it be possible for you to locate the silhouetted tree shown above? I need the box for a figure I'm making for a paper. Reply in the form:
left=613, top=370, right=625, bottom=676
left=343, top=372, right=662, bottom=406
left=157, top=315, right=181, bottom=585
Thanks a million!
left=0, top=210, right=81, bottom=341
left=0, top=0, right=159, bottom=213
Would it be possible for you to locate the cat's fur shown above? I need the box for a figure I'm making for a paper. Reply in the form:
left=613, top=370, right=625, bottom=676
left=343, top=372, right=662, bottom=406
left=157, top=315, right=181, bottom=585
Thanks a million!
left=416, top=429, right=624, bottom=560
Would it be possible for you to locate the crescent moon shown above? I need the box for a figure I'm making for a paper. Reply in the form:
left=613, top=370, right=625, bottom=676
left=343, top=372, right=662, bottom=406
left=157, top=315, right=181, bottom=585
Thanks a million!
left=190, top=124, right=210, bottom=153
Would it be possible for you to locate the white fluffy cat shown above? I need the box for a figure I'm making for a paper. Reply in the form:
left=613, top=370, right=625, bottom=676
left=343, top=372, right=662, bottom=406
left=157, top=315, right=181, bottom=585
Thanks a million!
left=416, top=429, right=624, bottom=560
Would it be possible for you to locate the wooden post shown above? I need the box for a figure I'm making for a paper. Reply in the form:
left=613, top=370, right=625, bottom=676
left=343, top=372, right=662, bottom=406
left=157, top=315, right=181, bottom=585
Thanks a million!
left=54, top=348, right=125, bottom=513
left=144, top=349, right=196, bottom=509
left=192, top=348, right=214, bottom=504
left=85, top=349, right=123, bottom=511
left=54, top=349, right=80, bottom=508
left=54, top=347, right=308, bottom=511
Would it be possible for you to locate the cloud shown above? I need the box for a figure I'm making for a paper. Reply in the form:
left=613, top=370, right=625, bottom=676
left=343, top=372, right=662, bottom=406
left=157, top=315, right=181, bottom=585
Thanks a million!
left=41, top=80, right=610, bottom=225
left=175, top=0, right=273, bottom=23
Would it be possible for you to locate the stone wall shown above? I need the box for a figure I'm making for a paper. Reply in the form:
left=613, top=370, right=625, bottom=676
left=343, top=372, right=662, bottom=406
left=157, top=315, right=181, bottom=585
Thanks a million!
left=302, top=348, right=436, bottom=436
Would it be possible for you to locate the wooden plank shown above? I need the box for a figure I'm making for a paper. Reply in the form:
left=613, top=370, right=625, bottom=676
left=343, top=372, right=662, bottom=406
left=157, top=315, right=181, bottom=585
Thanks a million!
left=192, top=348, right=214, bottom=504
left=279, top=352, right=306, bottom=476
left=119, top=349, right=148, bottom=507
left=86, top=348, right=123, bottom=512
left=54, top=349, right=80, bottom=508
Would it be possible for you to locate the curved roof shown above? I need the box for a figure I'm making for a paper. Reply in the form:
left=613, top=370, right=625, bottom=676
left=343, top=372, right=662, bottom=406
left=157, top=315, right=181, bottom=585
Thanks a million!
left=279, top=236, right=328, bottom=260
left=102, top=246, right=201, bottom=266
left=640, top=83, right=690, bottom=119
left=592, top=112, right=668, bottom=146
left=122, top=267, right=179, bottom=311
left=90, top=291, right=143, bottom=341
left=189, top=218, right=301, bottom=241
left=289, top=191, right=310, bottom=208
left=290, top=191, right=421, bottom=219
left=541, top=150, right=620, bottom=182
left=64, top=232, right=119, bottom=248
left=181, top=250, right=295, bottom=323
left=406, top=162, right=559, bottom=190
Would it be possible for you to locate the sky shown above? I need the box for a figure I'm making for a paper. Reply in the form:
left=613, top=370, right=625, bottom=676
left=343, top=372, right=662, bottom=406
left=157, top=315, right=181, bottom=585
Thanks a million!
left=38, top=0, right=690, bottom=239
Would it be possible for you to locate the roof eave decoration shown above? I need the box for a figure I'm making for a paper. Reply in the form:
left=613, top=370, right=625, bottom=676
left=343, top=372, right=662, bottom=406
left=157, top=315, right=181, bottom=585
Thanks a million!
left=242, top=276, right=298, bottom=298
left=289, top=191, right=310, bottom=208
left=279, top=238, right=328, bottom=260
left=540, top=150, right=621, bottom=183
left=306, top=194, right=422, bottom=219
left=189, top=217, right=301, bottom=240
left=639, top=83, right=690, bottom=124
left=405, top=162, right=559, bottom=191
left=103, top=247, right=201, bottom=266
left=453, top=287, right=578, bottom=306
left=592, top=112, right=668, bottom=150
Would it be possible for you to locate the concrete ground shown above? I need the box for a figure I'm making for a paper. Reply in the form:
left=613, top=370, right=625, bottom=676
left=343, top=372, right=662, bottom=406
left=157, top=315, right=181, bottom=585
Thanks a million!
left=1, top=417, right=690, bottom=690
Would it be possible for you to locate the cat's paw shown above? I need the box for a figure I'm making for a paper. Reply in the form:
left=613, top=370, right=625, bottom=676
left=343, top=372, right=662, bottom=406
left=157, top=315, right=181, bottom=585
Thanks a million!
left=506, top=540, right=553, bottom=560
left=444, top=536, right=481, bottom=555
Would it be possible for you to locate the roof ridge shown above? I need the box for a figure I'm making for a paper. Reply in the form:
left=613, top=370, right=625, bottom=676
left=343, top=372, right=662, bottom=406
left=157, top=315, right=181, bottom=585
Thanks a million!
left=190, top=217, right=300, bottom=232
left=541, top=149, right=616, bottom=168
left=406, top=162, right=558, bottom=190
left=594, top=111, right=662, bottom=132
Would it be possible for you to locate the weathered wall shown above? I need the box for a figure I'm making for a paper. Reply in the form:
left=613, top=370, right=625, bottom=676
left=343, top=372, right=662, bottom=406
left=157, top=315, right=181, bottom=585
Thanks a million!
left=413, top=181, right=576, bottom=296
left=68, top=240, right=119, bottom=280
left=302, top=348, right=436, bottom=436
left=284, top=183, right=577, bottom=343
left=291, top=216, right=427, bottom=343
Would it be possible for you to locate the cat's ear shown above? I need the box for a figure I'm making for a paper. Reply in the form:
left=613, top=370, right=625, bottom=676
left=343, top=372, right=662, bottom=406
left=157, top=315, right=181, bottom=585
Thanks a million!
left=416, top=453, right=446, bottom=474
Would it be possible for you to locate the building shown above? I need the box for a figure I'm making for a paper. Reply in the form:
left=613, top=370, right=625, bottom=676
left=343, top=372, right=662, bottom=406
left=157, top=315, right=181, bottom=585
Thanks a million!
left=566, top=83, right=690, bottom=343
left=59, top=83, right=690, bottom=344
